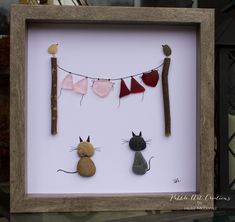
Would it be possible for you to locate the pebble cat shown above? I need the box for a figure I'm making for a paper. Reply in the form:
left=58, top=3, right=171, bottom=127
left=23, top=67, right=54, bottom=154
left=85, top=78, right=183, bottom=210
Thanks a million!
left=57, top=136, right=96, bottom=177
left=128, top=132, right=154, bottom=175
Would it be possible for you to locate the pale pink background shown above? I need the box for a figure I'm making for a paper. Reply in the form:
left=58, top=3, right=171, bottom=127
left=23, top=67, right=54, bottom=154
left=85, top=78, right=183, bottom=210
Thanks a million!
left=27, top=24, right=197, bottom=194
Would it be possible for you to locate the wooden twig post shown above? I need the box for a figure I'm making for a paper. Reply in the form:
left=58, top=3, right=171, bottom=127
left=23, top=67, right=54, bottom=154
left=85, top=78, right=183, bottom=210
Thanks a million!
left=48, top=43, right=59, bottom=135
left=51, top=57, right=58, bottom=135
left=162, top=45, right=172, bottom=137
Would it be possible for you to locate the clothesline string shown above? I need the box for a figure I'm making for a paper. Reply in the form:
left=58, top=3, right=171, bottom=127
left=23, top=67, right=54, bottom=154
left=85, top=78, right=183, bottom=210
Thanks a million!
left=57, top=63, right=164, bottom=81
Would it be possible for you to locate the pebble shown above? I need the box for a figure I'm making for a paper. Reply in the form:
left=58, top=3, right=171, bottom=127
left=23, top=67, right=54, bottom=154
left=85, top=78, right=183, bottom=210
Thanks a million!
left=132, top=151, right=148, bottom=175
left=129, top=136, right=146, bottom=151
left=77, top=142, right=95, bottom=157
left=77, top=157, right=96, bottom=177
left=162, top=44, right=172, bottom=57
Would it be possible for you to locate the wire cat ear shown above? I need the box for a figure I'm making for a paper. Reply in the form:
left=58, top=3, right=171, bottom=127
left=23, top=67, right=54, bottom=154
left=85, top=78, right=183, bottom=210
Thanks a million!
left=87, top=136, right=90, bottom=142
left=139, top=131, right=142, bottom=137
left=79, top=137, right=83, bottom=142
left=132, top=132, right=136, bottom=137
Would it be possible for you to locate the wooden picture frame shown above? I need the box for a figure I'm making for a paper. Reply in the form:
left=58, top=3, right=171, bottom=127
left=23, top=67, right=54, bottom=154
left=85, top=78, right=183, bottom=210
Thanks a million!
left=10, top=5, right=214, bottom=212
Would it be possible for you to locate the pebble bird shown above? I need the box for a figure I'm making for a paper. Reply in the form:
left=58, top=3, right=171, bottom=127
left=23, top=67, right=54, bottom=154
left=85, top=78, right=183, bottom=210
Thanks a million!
left=162, top=44, right=172, bottom=57
left=48, top=43, right=58, bottom=57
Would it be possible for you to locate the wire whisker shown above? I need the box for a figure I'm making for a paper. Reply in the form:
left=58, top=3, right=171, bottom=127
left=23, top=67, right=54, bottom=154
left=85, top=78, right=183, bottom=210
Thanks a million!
left=95, top=147, right=101, bottom=152
left=121, top=139, right=129, bottom=144
left=70, top=146, right=77, bottom=152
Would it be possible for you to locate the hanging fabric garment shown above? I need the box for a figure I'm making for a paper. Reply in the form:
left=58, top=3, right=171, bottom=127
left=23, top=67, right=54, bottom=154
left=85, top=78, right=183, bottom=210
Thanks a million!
left=119, top=79, right=131, bottom=98
left=73, top=77, right=88, bottom=95
left=141, top=70, right=159, bottom=87
left=130, top=77, right=145, bottom=94
left=92, top=79, right=114, bottom=97
left=61, top=74, right=73, bottom=90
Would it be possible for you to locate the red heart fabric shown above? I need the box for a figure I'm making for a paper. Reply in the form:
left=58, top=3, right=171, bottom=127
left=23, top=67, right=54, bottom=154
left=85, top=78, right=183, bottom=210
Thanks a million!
left=131, top=77, right=145, bottom=94
left=119, top=79, right=131, bottom=98
left=141, top=70, right=159, bottom=87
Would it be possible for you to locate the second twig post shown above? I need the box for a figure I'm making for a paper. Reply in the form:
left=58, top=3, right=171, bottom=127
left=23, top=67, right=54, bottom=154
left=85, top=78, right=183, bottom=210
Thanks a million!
left=162, top=44, right=172, bottom=137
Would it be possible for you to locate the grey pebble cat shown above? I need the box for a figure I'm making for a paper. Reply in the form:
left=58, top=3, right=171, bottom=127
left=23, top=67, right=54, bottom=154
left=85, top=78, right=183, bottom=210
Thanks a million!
left=125, top=132, right=154, bottom=175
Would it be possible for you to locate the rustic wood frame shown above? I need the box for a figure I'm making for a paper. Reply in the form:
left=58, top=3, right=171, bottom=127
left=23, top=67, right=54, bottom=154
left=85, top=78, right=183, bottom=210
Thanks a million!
left=10, top=5, right=214, bottom=213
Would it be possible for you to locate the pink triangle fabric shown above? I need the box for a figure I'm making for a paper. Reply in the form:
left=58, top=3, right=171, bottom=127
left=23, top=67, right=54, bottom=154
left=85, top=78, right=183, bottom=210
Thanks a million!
left=73, top=78, right=88, bottom=95
left=61, top=74, right=73, bottom=90
left=92, top=80, right=114, bottom=97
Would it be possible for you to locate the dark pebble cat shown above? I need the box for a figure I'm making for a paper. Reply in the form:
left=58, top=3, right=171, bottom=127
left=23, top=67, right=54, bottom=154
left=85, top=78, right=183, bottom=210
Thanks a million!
left=128, top=132, right=154, bottom=175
